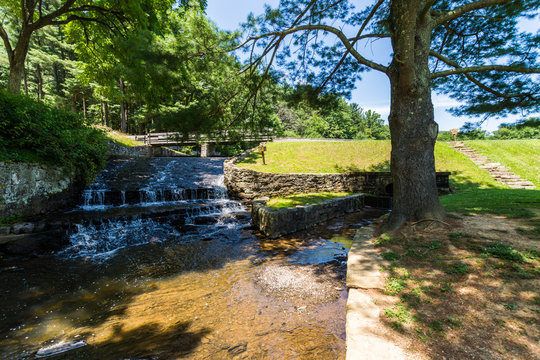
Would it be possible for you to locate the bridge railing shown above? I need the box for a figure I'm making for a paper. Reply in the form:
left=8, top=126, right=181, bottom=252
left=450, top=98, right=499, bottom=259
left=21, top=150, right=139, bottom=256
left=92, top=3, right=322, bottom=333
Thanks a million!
left=129, top=131, right=274, bottom=146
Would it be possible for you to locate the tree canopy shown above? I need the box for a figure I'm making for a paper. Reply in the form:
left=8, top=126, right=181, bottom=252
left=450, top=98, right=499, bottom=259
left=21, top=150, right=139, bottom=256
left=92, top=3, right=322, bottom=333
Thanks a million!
left=239, top=0, right=539, bottom=229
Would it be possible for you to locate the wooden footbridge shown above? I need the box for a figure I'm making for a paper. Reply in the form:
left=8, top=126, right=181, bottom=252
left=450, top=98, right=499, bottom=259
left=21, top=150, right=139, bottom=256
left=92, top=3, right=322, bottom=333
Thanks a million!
left=127, top=131, right=274, bottom=157
left=128, top=131, right=273, bottom=146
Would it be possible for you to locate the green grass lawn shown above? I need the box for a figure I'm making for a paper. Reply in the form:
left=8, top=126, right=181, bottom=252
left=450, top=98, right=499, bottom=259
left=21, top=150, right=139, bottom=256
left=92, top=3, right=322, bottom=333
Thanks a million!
left=242, top=140, right=539, bottom=218
left=99, top=126, right=145, bottom=147
left=238, top=141, right=502, bottom=190
left=238, top=141, right=391, bottom=173
left=266, top=192, right=355, bottom=209
left=465, top=140, right=540, bottom=187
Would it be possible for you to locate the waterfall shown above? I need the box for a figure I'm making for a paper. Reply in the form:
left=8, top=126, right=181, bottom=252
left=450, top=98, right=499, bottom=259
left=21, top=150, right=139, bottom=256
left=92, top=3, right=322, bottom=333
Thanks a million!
left=61, top=158, right=246, bottom=260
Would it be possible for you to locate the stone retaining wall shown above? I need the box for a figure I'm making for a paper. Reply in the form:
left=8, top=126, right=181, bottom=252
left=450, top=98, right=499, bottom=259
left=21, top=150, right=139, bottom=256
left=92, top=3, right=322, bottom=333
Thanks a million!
left=107, top=141, right=151, bottom=157
left=252, top=194, right=365, bottom=238
left=0, top=162, right=82, bottom=219
left=224, top=151, right=450, bottom=199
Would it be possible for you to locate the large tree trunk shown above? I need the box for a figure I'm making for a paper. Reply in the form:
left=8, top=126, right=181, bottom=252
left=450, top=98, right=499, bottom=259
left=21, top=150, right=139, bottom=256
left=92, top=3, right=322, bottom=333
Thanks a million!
left=7, top=55, right=27, bottom=93
left=36, top=63, right=44, bottom=100
left=104, top=102, right=110, bottom=127
left=385, top=0, right=445, bottom=230
left=119, top=78, right=127, bottom=133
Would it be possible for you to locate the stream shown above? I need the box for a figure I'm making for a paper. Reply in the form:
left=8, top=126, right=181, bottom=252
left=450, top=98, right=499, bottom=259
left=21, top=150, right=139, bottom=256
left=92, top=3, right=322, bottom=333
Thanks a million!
left=0, top=157, right=383, bottom=359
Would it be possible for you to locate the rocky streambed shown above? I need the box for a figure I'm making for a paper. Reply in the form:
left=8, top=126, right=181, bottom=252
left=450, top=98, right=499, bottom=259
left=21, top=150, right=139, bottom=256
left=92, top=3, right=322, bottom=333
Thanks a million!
left=0, top=157, right=384, bottom=359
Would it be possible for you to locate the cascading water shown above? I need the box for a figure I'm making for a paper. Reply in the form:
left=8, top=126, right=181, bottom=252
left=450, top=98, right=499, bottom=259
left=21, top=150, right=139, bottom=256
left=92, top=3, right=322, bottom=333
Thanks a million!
left=63, top=157, right=247, bottom=260
left=0, top=156, right=385, bottom=360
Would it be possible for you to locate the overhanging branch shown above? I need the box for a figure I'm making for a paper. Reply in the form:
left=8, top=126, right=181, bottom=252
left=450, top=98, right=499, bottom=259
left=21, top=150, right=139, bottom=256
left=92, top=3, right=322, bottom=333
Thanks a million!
left=429, top=50, right=535, bottom=99
left=432, top=65, right=540, bottom=78
left=433, top=0, right=513, bottom=28
left=317, top=0, right=387, bottom=92
left=0, top=23, right=13, bottom=60
left=240, top=24, right=388, bottom=74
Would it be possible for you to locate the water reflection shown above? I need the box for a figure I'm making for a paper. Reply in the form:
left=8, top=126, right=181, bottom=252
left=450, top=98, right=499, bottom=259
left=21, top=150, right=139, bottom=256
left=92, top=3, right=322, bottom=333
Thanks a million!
left=0, top=156, right=384, bottom=359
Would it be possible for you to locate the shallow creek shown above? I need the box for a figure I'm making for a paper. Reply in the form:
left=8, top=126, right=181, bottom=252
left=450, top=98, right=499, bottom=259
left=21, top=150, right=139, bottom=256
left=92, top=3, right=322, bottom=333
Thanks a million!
left=0, top=157, right=383, bottom=359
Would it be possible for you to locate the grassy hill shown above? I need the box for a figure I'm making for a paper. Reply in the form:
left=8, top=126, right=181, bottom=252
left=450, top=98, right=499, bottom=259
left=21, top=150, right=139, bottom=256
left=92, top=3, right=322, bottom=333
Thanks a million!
left=236, top=140, right=539, bottom=218
left=465, top=140, right=540, bottom=187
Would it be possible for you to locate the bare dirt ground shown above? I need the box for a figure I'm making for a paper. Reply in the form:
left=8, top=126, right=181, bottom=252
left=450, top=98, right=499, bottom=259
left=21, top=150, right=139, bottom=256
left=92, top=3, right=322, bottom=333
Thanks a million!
left=367, top=212, right=539, bottom=360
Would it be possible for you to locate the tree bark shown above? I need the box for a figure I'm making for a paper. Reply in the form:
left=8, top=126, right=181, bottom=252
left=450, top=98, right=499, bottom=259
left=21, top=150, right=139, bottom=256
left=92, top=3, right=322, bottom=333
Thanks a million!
left=119, top=77, right=127, bottom=133
left=82, top=97, right=87, bottom=119
left=36, top=63, right=44, bottom=100
left=104, top=102, right=110, bottom=127
left=23, top=65, right=28, bottom=95
left=385, top=0, right=445, bottom=230
left=7, top=46, right=29, bottom=93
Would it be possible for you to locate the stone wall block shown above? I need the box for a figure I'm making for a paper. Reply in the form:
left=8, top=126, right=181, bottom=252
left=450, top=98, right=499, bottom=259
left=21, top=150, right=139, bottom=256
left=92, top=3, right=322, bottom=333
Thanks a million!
left=224, top=149, right=450, bottom=199
left=253, top=194, right=365, bottom=238
left=0, top=162, right=83, bottom=218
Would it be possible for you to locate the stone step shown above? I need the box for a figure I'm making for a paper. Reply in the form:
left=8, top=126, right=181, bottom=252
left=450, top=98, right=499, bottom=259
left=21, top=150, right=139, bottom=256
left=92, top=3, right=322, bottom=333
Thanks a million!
left=493, top=175, right=522, bottom=180
left=489, top=171, right=515, bottom=176
left=504, top=181, right=535, bottom=186
left=451, top=143, right=536, bottom=189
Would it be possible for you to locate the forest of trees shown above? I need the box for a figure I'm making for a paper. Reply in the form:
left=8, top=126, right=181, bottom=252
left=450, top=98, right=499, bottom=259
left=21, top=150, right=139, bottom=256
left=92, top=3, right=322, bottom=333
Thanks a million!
left=0, top=1, right=389, bottom=140
left=2, top=1, right=538, bottom=229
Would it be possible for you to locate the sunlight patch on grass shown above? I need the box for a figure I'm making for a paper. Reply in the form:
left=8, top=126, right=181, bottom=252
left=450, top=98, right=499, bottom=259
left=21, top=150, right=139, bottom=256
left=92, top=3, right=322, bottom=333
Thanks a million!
left=266, top=192, right=355, bottom=209
left=96, top=125, right=145, bottom=147
left=237, top=140, right=539, bottom=218
left=237, top=141, right=391, bottom=173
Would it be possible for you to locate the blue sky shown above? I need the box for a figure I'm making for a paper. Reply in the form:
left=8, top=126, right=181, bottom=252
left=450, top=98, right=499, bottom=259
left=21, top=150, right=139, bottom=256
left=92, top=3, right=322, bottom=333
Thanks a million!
left=206, top=1, right=538, bottom=132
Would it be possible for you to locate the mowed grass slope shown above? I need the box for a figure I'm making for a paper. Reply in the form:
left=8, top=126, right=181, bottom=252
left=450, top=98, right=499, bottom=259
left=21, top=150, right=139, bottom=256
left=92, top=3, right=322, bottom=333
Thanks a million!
left=238, top=141, right=501, bottom=189
left=238, top=141, right=391, bottom=173
left=237, top=140, right=539, bottom=217
left=465, top=140, right=540, bottom=187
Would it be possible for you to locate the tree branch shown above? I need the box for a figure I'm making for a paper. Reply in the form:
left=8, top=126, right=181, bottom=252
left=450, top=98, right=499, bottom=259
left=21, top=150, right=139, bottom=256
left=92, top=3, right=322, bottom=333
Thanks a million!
left=32, top=0, right=77, bottom=30
left=317, top=0, right=386, bottom=92
left=431, top=65, right=540, bottom=78
left=429, top=50, right=540, bottom=79
left=429, top=50, right=535, bottom=98
left=348, top=33, right=391, bottom=42
left=433, top=0, right=513, bottom=27
left=0, top=23, right=13, bottom=61
left=420, top=0, right=437, bottom=21
left=240, top=24, right=388, bottom=74
left=49, top=15, right=105, bottom=26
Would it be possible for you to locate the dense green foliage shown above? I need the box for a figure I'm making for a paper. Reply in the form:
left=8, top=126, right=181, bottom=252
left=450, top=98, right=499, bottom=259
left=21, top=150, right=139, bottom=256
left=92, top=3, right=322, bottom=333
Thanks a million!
left=492, top=118, right=540, bottom=139
left=276, top=85, right=389, bottom=139
left=0, top=2, right=388, bottom=141
left=455, top=117, right=540, bottom=140
left=0, top=90, right=108, bottom=182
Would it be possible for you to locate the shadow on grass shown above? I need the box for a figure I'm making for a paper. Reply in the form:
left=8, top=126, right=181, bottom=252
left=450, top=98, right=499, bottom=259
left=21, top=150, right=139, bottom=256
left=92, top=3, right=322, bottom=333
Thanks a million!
left=375, top=230, right=539, bottom=359
left=441, top=187, right=540, bottom=218
left=332, top=160, right=391, bottom=173
left=237, top=151, right=260, bottom=164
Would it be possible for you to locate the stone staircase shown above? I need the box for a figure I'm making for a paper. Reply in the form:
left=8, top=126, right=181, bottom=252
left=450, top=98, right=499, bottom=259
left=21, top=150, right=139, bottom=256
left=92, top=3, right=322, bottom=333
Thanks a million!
left=450, top=142, right=536, bottom=190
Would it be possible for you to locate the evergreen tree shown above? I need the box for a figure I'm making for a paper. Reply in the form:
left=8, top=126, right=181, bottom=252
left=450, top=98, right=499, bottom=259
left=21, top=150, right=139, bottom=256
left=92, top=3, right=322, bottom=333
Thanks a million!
left=242, top=0, right=540, bottom=229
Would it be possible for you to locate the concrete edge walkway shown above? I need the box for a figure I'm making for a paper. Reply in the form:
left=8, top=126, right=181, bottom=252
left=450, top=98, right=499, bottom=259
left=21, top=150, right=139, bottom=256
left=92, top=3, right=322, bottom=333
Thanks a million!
left=346, top=225, right=408, bottom=360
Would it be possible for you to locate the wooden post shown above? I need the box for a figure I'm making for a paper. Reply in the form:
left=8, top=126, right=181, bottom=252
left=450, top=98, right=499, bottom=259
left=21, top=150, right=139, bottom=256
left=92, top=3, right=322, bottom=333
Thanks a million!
left=450, top=128, right=459, bottom=142
left=258, top=144, right=267, bottom=165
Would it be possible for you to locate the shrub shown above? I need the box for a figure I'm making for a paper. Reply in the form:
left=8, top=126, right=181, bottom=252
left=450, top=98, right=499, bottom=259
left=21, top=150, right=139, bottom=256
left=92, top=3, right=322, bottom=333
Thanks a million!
left=0, top=90, right=107, bottom=182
